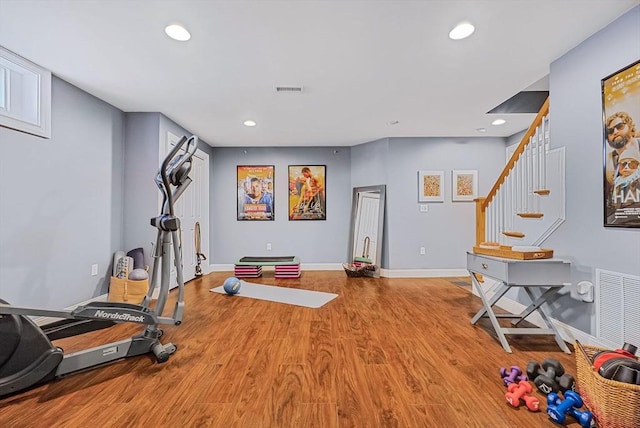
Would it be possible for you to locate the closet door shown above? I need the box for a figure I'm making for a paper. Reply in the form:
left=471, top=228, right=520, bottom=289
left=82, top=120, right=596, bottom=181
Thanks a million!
left=164, top=132, right=210, bottom=288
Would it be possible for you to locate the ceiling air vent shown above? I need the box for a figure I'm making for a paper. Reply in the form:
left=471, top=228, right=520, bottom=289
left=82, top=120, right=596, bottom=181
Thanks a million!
left=276, top=86, right=303, bottom=92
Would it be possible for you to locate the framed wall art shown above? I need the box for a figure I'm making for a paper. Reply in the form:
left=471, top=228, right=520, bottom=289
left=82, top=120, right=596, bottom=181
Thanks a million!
left=237, top=165, right=274, bottom=221
left=452, top=170, right=478, bottom=202
left=602, top=60, right=640, bottom=228
left=288, top=165, right=326, bottom=220
left=418, top=170, right=444, bottom=202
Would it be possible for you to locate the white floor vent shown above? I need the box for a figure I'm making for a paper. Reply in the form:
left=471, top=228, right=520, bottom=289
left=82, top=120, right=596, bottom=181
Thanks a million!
left=595, top=269, right=640, bottom=349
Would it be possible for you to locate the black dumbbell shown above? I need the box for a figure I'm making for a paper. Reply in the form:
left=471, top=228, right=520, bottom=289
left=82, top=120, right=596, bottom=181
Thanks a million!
left=526, top=358, right=575, bottom=394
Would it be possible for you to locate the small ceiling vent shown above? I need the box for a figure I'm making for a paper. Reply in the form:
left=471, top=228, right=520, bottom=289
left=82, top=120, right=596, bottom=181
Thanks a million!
left=276, top=86, right=303, bottom=92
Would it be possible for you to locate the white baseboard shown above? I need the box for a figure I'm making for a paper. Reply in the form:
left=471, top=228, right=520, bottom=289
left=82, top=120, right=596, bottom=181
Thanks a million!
left=381, top=268, right=468, bottom=278
left=209, top=262, right=344, bottom=272
left=32, top=294, right=109, bottom=326
left=209, top=263, right=467, bottom=278
left=301, top=263, right=344, bottom=271
left=208, top=263, right=235, bottom=272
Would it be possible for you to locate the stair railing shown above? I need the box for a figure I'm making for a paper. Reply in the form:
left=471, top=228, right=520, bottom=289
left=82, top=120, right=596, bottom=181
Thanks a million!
left=475, top=97, right=550, bottom=246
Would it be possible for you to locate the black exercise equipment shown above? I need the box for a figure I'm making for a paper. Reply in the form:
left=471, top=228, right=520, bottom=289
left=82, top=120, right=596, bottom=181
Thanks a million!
left=0, top=135, right=199, bottom=397
left=592, top=342, right=640, bottom=385
left=526, top=358, right=576, bottom=394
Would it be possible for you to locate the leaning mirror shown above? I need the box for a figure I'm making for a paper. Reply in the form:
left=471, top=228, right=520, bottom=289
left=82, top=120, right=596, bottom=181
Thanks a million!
left=347, top=185, right=386, bottom=278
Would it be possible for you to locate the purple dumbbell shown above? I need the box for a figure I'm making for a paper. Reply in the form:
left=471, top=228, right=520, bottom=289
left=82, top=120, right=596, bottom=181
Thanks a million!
left=500, top=366, right=528, bottom=387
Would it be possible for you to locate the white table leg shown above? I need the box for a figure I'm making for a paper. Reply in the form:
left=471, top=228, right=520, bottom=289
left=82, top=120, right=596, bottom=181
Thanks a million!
left=469, top=274, right=512, bottom=353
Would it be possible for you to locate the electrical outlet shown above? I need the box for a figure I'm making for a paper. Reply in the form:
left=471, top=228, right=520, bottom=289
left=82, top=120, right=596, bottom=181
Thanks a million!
left=420, top=247, right=426, bottom=255
left=91, top=264, right=98, bottom=276
left=419, top=204, right=429, bottom=213
left=266, top=243, right=272, bottom=251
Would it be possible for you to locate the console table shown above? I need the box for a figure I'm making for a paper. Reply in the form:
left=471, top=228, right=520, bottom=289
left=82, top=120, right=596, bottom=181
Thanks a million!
left=466, top=252, right=571, bottom=354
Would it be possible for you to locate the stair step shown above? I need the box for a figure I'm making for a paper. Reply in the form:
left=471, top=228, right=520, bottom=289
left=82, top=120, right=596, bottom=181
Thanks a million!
left=517, top=212, right=544, bottom=218
left=502, top=231, right=525, bottom=238
left=534, top=189, right=551, bottom=196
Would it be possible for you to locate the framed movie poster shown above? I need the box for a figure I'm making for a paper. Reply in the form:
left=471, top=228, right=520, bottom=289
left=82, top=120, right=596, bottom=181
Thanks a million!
left=602, top=60, right=640, bottom=228
left=288, top=165, right=326, bottom=220
left=237, top=165, right=274, bottom=221
left=418, top=170, right=444, bottom=202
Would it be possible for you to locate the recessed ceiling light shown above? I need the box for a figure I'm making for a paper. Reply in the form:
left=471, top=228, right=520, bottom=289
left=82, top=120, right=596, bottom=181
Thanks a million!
left=389, top=120, right=400, bottom=125
left=491, top=119, right=506, bottom=126
left=165, top=24, right=191, bottom=41
left=243, top=120, right=257, bottom=127
left=449, top=22, right=475, bottom=40
left=476, top=127, right=487, bottom=133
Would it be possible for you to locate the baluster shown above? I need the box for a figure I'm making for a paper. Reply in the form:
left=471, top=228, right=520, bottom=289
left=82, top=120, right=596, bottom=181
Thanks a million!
left=515, top=154, right=520, bottom=214
left=492, top=198, right=498, bottom=243
left=521, top=149, right=526, bottom=213
left=530, top=127, right=540, bottom=195
left=525, top=138, right=531, bottom=212
left=498, top=187, right=504, bottom=243
left=542, top=115, right=549, bottom=189
left=488, top=198, right=494, bottom=243
left=535, top=125, right=541, bottom=213
left=506, top=173, right=512, bottom=232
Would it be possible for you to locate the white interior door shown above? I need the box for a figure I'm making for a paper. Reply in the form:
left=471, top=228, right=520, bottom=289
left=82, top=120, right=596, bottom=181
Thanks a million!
left=353, top=191, right=380, bottom=264
left=164, top=132, right=210, bottom=288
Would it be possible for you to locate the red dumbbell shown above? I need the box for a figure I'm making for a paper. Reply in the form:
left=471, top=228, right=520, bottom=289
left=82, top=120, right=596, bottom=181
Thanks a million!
left=505, top=380, right=540, bottom=411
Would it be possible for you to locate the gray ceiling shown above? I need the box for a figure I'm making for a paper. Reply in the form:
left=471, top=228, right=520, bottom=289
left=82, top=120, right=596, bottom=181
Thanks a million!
left=1, top=0, right=637, bottom=147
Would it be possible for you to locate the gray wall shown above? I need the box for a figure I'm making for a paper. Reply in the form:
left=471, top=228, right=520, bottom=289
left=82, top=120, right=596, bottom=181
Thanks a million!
left=543, top=6, right=640, bottom=334
left=350, top=138, right=391, bottom=266
left=351, top=138, right=389, bottom=187
left=0, top=77, right=125, bottom=308
left=123, top=112, right=161, bottom=266
left=350, top=137, right=508, bottom=270
left=122, top=113, right=213, bottom=268
left=210, top=146, right=352, bottom=264
left=385, top=137, right=507, bottom=269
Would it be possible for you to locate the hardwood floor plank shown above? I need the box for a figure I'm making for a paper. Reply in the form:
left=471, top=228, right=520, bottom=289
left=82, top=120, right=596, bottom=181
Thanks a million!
left=306, top=320, right=337, bottom=403
left=0, top=271, right=580, bottom=427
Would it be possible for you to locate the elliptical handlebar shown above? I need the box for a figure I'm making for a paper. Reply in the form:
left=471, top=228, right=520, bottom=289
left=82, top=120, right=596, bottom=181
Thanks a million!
left=157, top=135, right=199, bottom=216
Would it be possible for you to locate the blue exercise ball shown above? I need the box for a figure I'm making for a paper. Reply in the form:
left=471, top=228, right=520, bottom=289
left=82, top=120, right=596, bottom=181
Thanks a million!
left=223, top=277, right=241, bottom=295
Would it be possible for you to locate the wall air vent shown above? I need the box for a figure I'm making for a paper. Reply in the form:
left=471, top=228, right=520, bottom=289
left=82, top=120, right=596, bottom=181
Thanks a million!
left=595, top=269, right=640, bottom=348
left=276, top=86, right=303, bottom=92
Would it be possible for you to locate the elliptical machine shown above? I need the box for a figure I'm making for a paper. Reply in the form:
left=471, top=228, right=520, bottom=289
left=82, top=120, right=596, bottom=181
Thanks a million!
left=0, top=135, right=199, bottom=397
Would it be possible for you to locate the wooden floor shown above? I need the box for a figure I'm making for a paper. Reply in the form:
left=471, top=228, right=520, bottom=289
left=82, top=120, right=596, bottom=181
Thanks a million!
left=0, top=271, right=580, bottom=427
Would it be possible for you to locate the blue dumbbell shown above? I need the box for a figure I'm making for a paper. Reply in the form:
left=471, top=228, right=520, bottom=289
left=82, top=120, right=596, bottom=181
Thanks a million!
left=547, top=391, right=594, bottom=428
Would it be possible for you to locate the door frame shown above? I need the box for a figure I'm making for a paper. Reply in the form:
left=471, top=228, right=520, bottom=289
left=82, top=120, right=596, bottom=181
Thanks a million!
left=162, top=131, right=210, bottom=286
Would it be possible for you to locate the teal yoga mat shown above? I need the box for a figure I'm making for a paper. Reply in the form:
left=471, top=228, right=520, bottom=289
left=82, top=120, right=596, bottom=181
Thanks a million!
left=210, top=281, right=338, bottom=308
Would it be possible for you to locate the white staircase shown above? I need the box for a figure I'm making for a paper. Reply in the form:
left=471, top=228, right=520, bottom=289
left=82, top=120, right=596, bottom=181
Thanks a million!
left=474, top=98, right=565, bottom=258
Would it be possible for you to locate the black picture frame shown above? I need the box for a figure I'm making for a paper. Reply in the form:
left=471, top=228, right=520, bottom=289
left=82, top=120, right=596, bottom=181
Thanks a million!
left=602, top=60, right=640, bottom=228
left=288, top=165, right=326, bottom=220
left=237, top=165, right=275, bottom=221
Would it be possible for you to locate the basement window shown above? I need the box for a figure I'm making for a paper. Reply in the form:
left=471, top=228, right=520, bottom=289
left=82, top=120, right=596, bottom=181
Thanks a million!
left=0, top=46, right=51, bottom=138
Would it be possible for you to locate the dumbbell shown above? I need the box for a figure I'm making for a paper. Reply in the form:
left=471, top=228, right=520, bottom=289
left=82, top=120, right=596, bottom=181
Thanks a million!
left=500, top=366, right=528, bottom=387
left=547, top=391, right=594, bottom=428
left=505, top=380, right=540, bottom=411
left=526, top=358, right=575, bottom=394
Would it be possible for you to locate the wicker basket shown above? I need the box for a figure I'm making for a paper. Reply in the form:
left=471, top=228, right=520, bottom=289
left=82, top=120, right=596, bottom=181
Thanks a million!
left=342, top=263, right=373, bottom=278
left=575, top=342, right=640, bottom=428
